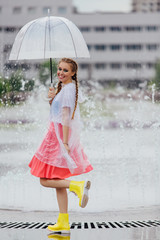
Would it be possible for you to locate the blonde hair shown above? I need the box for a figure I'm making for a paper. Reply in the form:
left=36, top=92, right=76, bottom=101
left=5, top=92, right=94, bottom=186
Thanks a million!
left=55, top=58, right=78, bottom=120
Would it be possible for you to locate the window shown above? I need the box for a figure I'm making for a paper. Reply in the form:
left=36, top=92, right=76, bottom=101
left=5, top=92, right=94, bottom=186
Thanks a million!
left=124, top=26, right=142, bottom=31
left=58, top=7, right=67, bottom=14
left=13, top=7, right=22, bottom=14
left=126, top=63, right=141, bottom=69
left=94, top=26, right=106, bottom=32
left=79, top=27, right=91, bottom=32
left=110, top=63, right=122, bottom=69
left=5, top=63, right=19, bottom=70
left=34, top=63, right=40, bottom=69
left=4, top=27, right=17, bottom=32
left=20, top=63, right=31, bottom=70
left=146, top=25, right=158, bottom=31
left=146, top=44, right=159, bottom=50
left=110, top=45, right=122, bottom=51
left=94, top=45, right=107, bottom=51
left=3, top=44, right=12, bottom=53
left=95, top=63, right=106, bottom=69
left=43, top=7, right=51, bottom=15
left=28, top=7, right=36, bottom=14
left=87, top=45, right=92, bottom=50
left=125, top=44, right=142, bottom=50
left=5, top=63, right=30, bottom=70
left=79, top=63, right=89, bottom=69
left=109, top=26, right=122, bottom=32
left=146, top=62, right=155, bottom=68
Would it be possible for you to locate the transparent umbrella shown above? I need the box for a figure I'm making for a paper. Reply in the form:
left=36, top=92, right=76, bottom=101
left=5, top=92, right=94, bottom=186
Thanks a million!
left=9, top=15, right=90, bottom=90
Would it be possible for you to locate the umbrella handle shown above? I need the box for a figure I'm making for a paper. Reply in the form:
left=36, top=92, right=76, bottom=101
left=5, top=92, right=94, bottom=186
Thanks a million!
left=43, top=82, right=54, bottom=101
left=43, top=96, right=52, bottom=101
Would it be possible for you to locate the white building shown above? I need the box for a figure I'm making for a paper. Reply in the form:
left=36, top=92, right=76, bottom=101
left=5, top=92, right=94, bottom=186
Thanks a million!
left=73, top=12, right=160, bottom=86
left=0, top=0, right=160, bottom=87
left=132, top=0, right=160, bottom=12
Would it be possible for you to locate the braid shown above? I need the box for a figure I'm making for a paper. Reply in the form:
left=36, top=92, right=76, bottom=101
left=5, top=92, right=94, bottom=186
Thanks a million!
left=50, top=81, right=62, bottom=104
left=71, top=73, right=78, bottom=120
left=59, top=58, right=79, bottom=120
left=56, top=81, right=62, bottom=95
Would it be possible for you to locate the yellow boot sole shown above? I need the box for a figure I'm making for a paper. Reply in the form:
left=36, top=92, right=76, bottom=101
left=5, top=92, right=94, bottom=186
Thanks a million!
left=81, top=180, right=91, bottom=208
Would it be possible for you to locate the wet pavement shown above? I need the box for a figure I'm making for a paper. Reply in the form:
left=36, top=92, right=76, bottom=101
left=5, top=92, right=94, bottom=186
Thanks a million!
left=1, top=223, right=160, bottom=240
left=1, top=208, right=160, bottom=240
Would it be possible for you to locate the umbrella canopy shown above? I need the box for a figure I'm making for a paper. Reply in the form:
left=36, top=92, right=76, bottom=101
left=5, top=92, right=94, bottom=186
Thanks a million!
left=9, top=16, right=90, bottom=60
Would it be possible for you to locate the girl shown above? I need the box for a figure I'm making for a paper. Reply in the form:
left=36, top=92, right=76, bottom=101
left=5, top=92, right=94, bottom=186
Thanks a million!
left=29, top=58, right=93, bottom=233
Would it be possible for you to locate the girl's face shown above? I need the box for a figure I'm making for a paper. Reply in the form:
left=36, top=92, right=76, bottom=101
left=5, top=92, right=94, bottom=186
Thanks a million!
left=57, top=62, right=75, bottom=84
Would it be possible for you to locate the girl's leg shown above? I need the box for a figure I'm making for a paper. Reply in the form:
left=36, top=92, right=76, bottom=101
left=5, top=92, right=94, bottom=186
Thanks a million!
left=40, top=178, right=70, bottom=213
left=40, top=178, right=70, bottom=188
left=56, top=188, right=68, bottom=213
left=40, top=178, right=91, bottom=209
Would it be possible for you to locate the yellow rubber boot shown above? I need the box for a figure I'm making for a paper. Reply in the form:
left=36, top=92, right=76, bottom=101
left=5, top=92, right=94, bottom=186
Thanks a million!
left=69, top=180, right=91, bottom=208
left=48, top=233, right=70, bottom=240
left=47, top=213, right=70, bottom=233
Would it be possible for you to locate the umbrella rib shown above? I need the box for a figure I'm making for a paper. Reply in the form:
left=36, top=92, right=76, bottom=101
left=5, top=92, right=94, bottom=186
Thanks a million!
left=44, top=17, right=48, bottom=59
left=48, top=15, right=52, bottom=52
left=59, top=18, right=78, bottom=58
left=16, top=19, right=38, bottom=60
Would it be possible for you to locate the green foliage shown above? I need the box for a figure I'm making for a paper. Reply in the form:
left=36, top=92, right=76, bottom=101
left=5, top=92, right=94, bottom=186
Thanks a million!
left=0, top=71, right=35, bottom=106
left=39, top=59, right=57, bottom=86
left=24, top=79, right=35, bottom=91
left=9, top=71, right=23, bottom=91
left=0, top=77, right=4, bottom=97
left=151, top=60, right=160, bottom=90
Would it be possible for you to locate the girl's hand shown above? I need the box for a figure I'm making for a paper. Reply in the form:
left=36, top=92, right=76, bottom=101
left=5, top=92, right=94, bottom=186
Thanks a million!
left=48, top=87, right=55, bottom=99
left=48, top=87, right=55, bottom=105
left=63, top=143, right=70, bottom=154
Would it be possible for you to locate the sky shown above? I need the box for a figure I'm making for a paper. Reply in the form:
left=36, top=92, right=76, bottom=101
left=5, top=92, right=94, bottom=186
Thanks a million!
left=73, top=0, right=132, bottom=13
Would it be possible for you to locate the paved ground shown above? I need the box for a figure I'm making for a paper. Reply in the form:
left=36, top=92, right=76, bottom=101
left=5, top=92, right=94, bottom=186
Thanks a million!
left=0, top=207, right=160, bottom=239
left=1, top=206, right=160, bottom=222
left=1, top=227, right=160, bottom=240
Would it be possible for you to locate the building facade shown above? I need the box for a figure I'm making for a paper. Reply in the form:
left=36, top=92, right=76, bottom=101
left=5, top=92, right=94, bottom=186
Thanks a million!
left=73, top=12, right=160, bottom=86
left=0, top=0, right=160, bottom=86
left=132, top=0, right=160, bottom=12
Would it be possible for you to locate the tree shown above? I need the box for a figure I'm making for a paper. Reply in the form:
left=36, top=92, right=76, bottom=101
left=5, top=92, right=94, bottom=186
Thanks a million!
left=39, top=60, right=57, bottom=86
left=9, top=71, right=23, bottom=92
left=0, top=70, right=35, bottom=105
left=0, top=76, right=4, bottom=97
left=152, top=60, right=160, bottom=90
left=24, top=79, right=35, bottom=91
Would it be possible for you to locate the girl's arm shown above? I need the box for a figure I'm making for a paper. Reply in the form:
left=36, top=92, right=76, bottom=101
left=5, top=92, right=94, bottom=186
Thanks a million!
left=63, top=125, right=69, bottom=144
left=62, top=107, right=70, bottom=153
left=63, top=125, right=70, bottom=153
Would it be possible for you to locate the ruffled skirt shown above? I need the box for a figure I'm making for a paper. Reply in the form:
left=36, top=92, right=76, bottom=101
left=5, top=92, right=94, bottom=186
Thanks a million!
left=29, top=122, right=93, bottom=179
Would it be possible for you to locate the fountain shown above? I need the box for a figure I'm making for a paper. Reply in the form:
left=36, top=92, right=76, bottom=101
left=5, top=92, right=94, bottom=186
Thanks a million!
left=0, top=82, right=160, bottom=213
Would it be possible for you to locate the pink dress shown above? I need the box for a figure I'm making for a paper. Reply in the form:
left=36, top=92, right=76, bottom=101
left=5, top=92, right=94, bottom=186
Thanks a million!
left=29, top=83, right=93, bottom=179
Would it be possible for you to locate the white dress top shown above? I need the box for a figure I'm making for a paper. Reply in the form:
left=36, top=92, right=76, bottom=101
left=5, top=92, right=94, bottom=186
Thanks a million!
left=48, top=82, right=86, bottom=172
left=50, top=82, right=80, bottom=127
